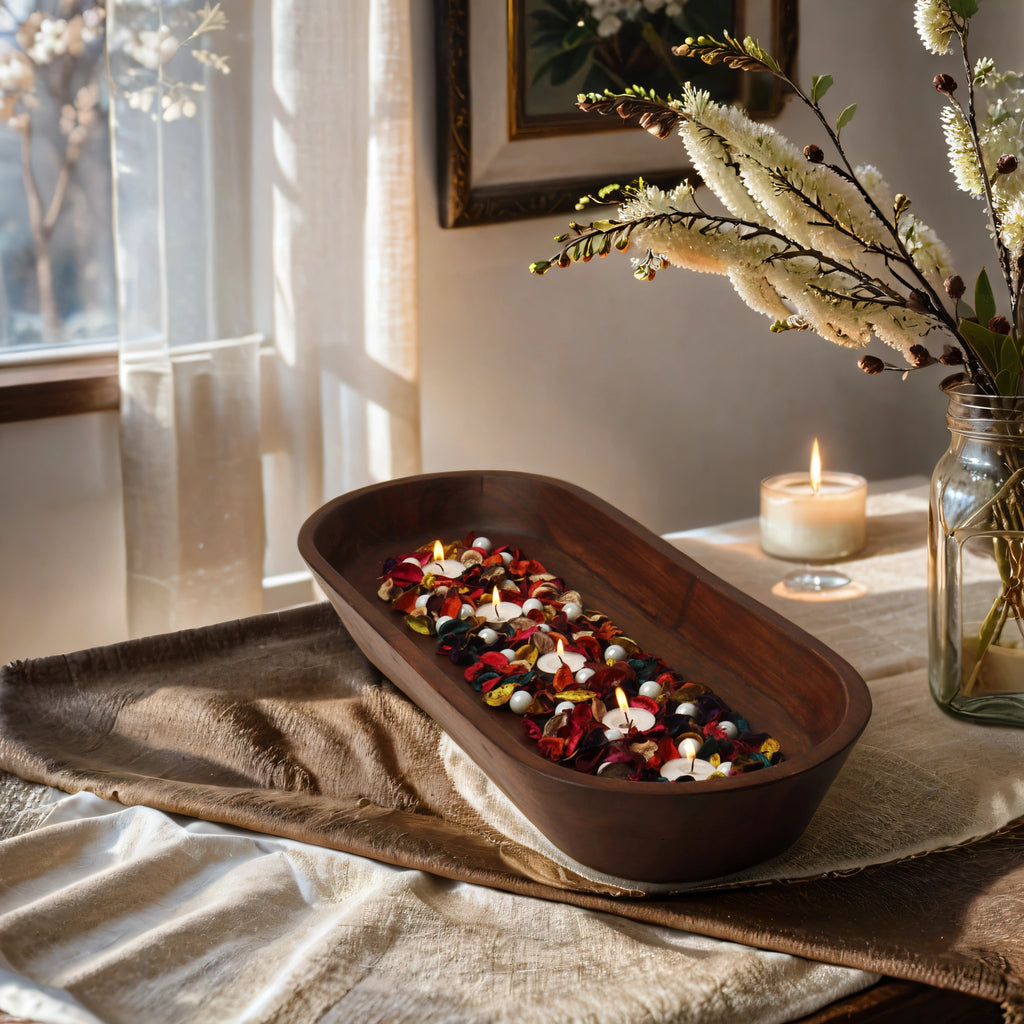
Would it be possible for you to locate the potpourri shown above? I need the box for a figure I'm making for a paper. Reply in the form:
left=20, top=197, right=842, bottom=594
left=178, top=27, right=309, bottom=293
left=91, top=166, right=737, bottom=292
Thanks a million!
left=377, top=537, right=783, bottom=782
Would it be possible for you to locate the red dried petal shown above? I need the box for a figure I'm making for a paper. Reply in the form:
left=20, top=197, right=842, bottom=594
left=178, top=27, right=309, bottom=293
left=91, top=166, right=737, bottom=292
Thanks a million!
left=393, top=589, right=421, bottom=613
left=537, top=736, right=565, bottom=761
left=386, top=563, right=424, bottom=586
left=552, top=664, right=576, bottom=692
left=658, top=736, right=681, bottom=762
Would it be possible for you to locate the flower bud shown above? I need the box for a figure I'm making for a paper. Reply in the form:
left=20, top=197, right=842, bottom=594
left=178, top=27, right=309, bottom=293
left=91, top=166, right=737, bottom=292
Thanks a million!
left=944, top=274, right=965, bottom=300
left=940, top=345, right=965, bottom=366
left=933, top=73, right=957, bottom=95
left=858, top=355, right=885, bottom=375
left=988, top=315, right=1011, bottom=334
left=907, top=290, right=927, bottom=311
left=997, top=153, right=1018, bottom=175
left=803, top=144, right=824, bottom=163
left=909, top=344, right=935, bottom=368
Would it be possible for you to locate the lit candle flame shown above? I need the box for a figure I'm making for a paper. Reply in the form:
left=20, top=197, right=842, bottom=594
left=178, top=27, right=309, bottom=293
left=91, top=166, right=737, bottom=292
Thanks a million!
left=810, top=438, right=822, bottom=496
left=614, top=686, right=629, bottom=712
left=492, top=586, right=501, bottom=608
left=432, top=539, right=445, bottom=561
left=556, top=638, right=565, bottom=657
left=680, top=737, right=698, bottom=764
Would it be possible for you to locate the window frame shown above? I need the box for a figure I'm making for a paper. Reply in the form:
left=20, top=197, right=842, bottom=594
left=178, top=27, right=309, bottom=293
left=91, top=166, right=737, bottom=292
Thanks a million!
left=0, top=354, right=118, bottom=423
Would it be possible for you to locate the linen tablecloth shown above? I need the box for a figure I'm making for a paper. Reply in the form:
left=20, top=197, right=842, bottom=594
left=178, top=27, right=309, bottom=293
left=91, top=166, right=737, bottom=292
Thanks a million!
left=1, top=482, right=1022, bottom=1022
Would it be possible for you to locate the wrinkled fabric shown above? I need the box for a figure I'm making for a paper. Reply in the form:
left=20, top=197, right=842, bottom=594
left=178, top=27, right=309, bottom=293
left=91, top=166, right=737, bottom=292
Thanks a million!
left=0, top=788, right=875, bottom=1024
left=0, top=483, right=1022, bottom=1019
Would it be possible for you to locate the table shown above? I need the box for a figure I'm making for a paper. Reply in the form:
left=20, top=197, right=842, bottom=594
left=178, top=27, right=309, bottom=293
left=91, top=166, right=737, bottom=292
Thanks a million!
left=0, top=482, right=1020, bottom=1024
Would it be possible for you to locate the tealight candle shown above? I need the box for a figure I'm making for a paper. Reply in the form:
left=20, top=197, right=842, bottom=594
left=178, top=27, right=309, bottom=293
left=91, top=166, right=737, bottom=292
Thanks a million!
left=660, top=738, right=731, bottom=781
left=536, top=639, right=587, bottom=675
left=601, top=686, right=656, bottom=735
left=422, top=540, right=466, bottom=578
left=660, top=757, right=731, bottom=781
left=477, top=586, right=521, bottom=622
left=760, top=439, right=867, bottom=561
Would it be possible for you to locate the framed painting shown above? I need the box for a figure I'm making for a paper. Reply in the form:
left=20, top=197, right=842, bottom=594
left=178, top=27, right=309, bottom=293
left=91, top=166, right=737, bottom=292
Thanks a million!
left=436, top=0, right=798, bottom=228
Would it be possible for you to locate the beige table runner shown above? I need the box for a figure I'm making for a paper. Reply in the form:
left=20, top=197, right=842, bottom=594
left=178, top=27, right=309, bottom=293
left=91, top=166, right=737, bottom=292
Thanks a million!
left=0, top=485, right=1022, bottom=1016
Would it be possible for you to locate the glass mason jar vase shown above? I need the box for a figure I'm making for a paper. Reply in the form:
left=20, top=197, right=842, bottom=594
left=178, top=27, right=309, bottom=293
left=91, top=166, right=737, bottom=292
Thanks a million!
left=929, top=375, right=1024, bottom=724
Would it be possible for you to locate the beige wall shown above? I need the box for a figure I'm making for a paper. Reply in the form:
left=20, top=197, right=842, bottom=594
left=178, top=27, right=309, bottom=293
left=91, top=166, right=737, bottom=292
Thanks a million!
left=1, top=0, right=1021, bottom=662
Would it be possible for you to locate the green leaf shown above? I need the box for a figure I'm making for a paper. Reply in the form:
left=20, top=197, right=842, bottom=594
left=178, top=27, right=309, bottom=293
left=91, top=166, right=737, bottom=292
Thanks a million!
left=959, top=317, right=1013, bottom=388
left=1000, top=332, right=1023, bottom=376
left=974, top=267, right=997, bottom=326
left=562, top=23, right=591, bottom=47
left=811, top=74, right=833, bottom=104
left=836, top=103, right=857, bottom=134
left=995, top=368, right=1017, bottom=395
left=949, top=0, right=979, bottom=17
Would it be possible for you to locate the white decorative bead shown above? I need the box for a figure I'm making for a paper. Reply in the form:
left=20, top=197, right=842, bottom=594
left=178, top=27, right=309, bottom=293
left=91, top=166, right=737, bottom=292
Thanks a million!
left=415, top=594, right=430, bottom=608
left=562, top=601, right=582, bottom=621
left=718, top=720, right=739, bottom=740
left=402, top=557, right=421, bottom=566
left=574, top=667, right=596, bottom=685
left=536, top=623, right=551, bottom=633
left=603, top=729, right=624, bottom=743
left=604, top=644, right=627, bottom=662
left=436, top=615, right=454, bottom=631
left=521, top=598, right=544, bottom=615
left=555, top=701, right=575, bottom=715
left=472, top=536, right=492, bottom=553
left=500, top=552, right=514, bottom=566
left=459, top=603, right=475, bottom=619
left=508, top=690, right=533, bottom=714
left=638, top=681, right=663, bottom=699
left=478, top=627, right=499, bottom=645
left=501, top=648, right=517, bottom=663
left=676, top=702, right=699, bottom=719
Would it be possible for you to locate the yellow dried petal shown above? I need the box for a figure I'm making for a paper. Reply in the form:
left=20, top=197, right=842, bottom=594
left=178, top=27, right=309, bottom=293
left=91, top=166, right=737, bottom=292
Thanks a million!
left=484, top=683, right=518, bottom=707
left=405, top=614, right=432, bottom=636
left=516, top=646, right=538, bottom=667
left=760, top=738, right=781, bottom=756
left=553, top=689, right=597, bottom=702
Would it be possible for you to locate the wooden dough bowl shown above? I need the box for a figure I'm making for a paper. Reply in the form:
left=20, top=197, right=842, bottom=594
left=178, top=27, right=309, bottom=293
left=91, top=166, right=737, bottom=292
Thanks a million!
left=299, top=471, right=871, bottom=883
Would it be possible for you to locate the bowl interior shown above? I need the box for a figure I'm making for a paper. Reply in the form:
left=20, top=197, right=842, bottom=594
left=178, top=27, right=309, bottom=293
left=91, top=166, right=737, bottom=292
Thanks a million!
left=300, top=471, right=869, bottom=792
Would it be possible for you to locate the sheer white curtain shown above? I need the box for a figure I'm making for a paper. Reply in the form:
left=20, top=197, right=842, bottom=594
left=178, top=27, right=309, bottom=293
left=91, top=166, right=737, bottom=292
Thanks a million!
left=111, top=0, right=420, bottom=636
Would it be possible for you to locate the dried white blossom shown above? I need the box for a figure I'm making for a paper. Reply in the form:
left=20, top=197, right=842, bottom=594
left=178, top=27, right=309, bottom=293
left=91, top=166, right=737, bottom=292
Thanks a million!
left=941, top=105, right=985, bottom=194
left=914, top=0, right=958, bottom=55
left=0, top=51, right=34, bottom=94
left=1000, top=193, right=1024, bottom=259
left=901, top=214, right=955, bottom=283
left=129, top=25, right=180, bottom=70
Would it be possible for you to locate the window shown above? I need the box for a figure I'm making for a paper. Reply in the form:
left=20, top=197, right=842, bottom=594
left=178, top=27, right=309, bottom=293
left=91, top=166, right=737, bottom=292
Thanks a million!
left=0, top=1, right=115, bottom=357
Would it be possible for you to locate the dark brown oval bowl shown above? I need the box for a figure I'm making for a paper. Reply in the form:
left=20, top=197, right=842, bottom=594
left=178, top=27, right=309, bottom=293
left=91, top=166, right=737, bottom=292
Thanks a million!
left=298, top=470, right=871, bottom=884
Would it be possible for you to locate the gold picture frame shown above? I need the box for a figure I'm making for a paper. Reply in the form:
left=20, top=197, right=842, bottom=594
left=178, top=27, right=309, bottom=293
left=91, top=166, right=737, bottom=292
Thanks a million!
left=436, top=0, right=798, bottom=228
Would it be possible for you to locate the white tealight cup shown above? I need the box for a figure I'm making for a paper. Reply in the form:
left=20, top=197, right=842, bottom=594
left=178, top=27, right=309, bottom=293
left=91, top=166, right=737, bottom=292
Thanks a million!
left=601, top=706, right=656, bottom=734
left=536, top=649, right=586, bottom=675
left=760, top=471, right=867, bottom=561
